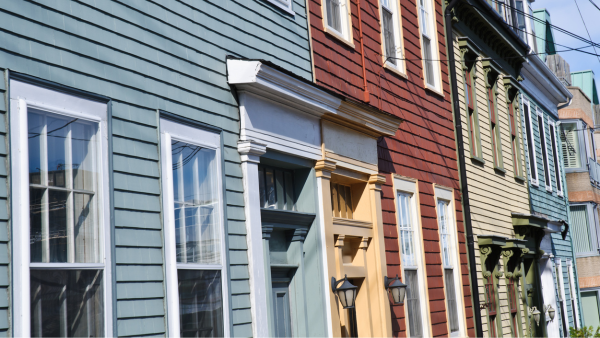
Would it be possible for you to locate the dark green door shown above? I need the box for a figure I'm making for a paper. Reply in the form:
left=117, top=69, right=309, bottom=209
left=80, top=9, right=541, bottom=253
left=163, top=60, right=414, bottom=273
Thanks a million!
left=272, top=281, right=292, bottom=337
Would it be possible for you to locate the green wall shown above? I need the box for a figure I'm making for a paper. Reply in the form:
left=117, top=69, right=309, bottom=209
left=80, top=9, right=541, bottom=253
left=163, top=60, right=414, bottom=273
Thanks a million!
left=0, top=0, right=313, bottom=336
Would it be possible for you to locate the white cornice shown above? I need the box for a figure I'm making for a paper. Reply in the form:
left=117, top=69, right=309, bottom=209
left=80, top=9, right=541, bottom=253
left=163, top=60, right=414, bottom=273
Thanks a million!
left=227, top=59, right=401, bottom=137
left=520, top=54, right=572, bottom=115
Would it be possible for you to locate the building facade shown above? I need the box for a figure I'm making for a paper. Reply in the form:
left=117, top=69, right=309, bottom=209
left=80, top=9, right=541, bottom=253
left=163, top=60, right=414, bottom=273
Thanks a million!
left=0, top=0, right=315, bottom=336
left=308, top=0, right=473, bottom=336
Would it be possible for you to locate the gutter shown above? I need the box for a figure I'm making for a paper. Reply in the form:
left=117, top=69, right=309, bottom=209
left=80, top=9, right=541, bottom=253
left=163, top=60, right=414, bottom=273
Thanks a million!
left=445, top=1, right=484, bottom=336
left=527, top=53, right=573, bottom=105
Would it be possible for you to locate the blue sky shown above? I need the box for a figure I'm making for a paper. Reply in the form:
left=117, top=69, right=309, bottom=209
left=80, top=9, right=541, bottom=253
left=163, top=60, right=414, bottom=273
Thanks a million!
left=536, top=0, right=600, bottom=96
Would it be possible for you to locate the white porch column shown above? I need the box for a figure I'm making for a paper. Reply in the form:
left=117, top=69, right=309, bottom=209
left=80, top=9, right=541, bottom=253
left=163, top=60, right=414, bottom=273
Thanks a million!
left=238, top=140, right=268, bottom=338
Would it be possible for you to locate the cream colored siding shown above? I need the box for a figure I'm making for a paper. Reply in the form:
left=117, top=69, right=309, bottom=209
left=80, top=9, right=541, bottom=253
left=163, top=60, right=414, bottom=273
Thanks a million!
left=453, top=32, right=530, bottom=337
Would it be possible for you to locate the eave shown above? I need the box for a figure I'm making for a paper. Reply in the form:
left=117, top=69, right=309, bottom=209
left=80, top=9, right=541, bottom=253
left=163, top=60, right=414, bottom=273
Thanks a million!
left=227, top=58, right=403, bottom=138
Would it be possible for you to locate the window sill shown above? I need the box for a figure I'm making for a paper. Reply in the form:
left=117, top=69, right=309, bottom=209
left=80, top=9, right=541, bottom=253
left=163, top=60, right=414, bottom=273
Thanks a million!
left=424, top=83, right=445, bottom=98
left=494, top=166, right=506, bottom=175
left=471, top=155, right=485, bottom=165
left=324, top=26, right=355, bottom=49
left=384, top=62, right=408, bottom=79
left=264, top=0, right=295, bottom=16
left=545, top=186, right=553, bottom=193
left=514, top=175, right=526, bottom=183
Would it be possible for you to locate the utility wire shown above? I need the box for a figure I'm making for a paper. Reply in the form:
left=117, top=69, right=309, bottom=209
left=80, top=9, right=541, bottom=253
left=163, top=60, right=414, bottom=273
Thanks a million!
left=573, top=0, right=600, bottom=63
left=590, top=0, right=600, bottom=11
left=491, top=0, right=600, bottom=51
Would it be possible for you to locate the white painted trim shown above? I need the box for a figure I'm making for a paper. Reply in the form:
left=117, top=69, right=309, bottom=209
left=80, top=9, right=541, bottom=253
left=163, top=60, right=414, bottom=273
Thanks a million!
left=160, top=119, right=230, bottom=338
left=555, top=258, right=569, bottom=335
left=536, top=108, right=552, bottom=192
left=539, top=257, right=560, bottom=337
left=316, top=176, right=334, bottom=338
left=548, top=120, right=564, bottom=197
left=567, top=259, right=581, bottom=328
left=10, top=81, right=112, bottom=337
left=237, top=140, right=270, bottom=338
left=416, top=0, right=442, bottom=92
left=264, top=0, right=295, bottom=15
left=393, top=177, right=431, bottom=338
left=433, top=186, right=467, bottom=338
left=522, top=96, right=539, bottom=186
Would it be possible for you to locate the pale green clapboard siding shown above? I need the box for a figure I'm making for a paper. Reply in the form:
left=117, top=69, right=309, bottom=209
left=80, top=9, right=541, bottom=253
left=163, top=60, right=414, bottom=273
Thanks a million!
left=0, top=0, right=312, bottom=335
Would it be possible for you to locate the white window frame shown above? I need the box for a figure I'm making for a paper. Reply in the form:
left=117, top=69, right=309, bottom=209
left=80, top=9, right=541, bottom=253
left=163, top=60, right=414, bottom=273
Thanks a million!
left=393, top=176, right=431, bottom=338
left=434, top=186, right=466, bottom=338
left=572, top=202, right=600, bottom=257
left=522, top=96, right=539, bottom=186
left=379, top=0, right=406, bottom=75
left=322, top=0, right=354, bottom=46
left=561, top=120, right=588, bottom=172
left=554, top=258, right=569, bottom=336
left=160, top=118, right=230, bottom=338
left=536, top=108, right=552, bottom=192
left=549, top=120, right=564, bottom=196
left=10, top=80, right=113, bottom=337
left=567, top=259, right=581, bottom=328
left=417, top=0, right=441, bottom=92
left=266, top=0, right=295, bottom=15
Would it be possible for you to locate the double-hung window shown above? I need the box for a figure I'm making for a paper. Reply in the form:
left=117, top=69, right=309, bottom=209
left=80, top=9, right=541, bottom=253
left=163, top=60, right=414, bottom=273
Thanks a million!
left=435, top=187, right=465, bottom=337
left=324, top=0, right=352, bottom=43
left=570, top=204, right=599, bottom=256
left=395, top=177, right=429, bottom=338
left=549, top=121, right=564, bottom=195
left=460, top=47, right=482, bottom=160
left=266, top=0, right=294, bottom=13
left=511, top=0, right=527, bottom=41
left=10, top=80, right=111, bottom=337
left=537, top=109, right=552, bottom=191
left=522, top=97, right=538, bottom=185
left=160, top=118, right=229, bottom=337
left=567, top=259, right=581, bottom=328
left=418, top=0, right=439, bottom=90
left=380, top=0, right=405, bottom=72
left=487, top=81, right=503, bottom=169
left=560, top=122, right=585, bottom=170
left=505, top=83, right=523, bottom=178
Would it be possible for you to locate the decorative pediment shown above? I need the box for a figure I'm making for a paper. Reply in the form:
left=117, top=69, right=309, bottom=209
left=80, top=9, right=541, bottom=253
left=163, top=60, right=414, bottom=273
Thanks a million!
left=501, top=238, right=527, bottom=279
left=478, top=235, right=507, bottom=278
left=512, top=213, right=548, bottom=257
left=503, top=75, right=521, bottom=103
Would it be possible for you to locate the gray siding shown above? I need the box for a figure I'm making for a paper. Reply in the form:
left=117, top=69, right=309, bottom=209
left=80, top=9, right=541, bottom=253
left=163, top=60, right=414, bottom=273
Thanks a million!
left=0, top=0, right=312, bottom=336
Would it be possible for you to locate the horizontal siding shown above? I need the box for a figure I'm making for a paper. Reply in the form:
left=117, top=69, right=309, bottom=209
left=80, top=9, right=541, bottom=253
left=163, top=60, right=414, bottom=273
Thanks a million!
left=0, top=70, right=8, bottom=336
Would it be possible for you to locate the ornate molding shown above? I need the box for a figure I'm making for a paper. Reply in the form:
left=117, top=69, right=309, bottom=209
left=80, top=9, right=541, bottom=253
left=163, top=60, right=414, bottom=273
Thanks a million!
left=238, top=139, right=267, bottom=164
left=315, top=159, right=336, bottom=179
left=478, top=235, right=507, bottom=280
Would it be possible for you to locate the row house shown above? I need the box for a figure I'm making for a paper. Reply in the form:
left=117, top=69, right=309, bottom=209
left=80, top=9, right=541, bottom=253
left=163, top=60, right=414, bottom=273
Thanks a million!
left=0, top=0, right=318, bottom=336
left=447, top=0, right=582, bottom=337
left=308, top=0, right=473, bottom=336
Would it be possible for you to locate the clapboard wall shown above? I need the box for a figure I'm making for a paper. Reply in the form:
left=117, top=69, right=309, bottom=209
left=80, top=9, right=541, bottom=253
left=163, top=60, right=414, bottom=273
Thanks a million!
left=0, top=0, right=312, bottom=336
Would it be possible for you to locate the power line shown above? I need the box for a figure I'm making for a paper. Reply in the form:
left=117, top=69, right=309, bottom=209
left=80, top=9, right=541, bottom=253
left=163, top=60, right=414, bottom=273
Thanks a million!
left=589, top=0, right=600, bottom=11
left=573, top=0, right=600, bottom=63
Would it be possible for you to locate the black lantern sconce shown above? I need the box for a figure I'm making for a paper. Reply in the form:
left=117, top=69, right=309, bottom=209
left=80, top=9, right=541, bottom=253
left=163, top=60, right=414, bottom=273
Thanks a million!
left=331, top=275, right=358, bottom=309
left=384, top=275, right=408, bottom=305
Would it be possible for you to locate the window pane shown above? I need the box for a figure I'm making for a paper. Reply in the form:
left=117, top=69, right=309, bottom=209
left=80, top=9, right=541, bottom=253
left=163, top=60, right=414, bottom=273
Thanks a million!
left=178, top=270, right=224, bottom=337
left=265, top=168, right=276, bottom=209
left=423, top=37, right=435, bottom=86
left=445, top=269, right=459, bottom=332
left=30, top=187, right=44, bottom=263
left=284, top=171, right=294, bottom=211
left=524, top=105, right=537, bottom=178
left=30, top=269, right=104, bottom=338
left=48, top=190, right=68, bottom=263
left=383, top=8, right=397, bottom=65
left=172, top=140, right=221, bottom=265
left=398, top=193, right=415, bottom=267
left=326, top=0, right=343, bottom=33
left=405, top=270, right=423, bottom=337
left=73, top=193, right=98, bottom=263
left=561, top=123, right=582, bottom=168
left=28, top=111, right=44, bottom=185
left=46, top=116, right=70, bottom=188
left=72, top=122, right=96, bottom=191
left=437, top=200, right=451, bottom=267
left=258, top=166, right=266, bottom=208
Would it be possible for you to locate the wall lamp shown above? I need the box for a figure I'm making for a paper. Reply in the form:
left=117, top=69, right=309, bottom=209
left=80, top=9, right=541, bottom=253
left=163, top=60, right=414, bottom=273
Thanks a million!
left=544, top=304, right=556, bottom=322
left=331, top=275, right=358, bottom=309
left=530, top=306, right=542, bottom=326
left=384, top=275, right=408, bottom=305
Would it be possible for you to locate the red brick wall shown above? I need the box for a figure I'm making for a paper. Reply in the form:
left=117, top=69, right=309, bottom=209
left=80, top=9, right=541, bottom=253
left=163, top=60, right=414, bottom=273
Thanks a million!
left=308, top=0, right=474, bottom=336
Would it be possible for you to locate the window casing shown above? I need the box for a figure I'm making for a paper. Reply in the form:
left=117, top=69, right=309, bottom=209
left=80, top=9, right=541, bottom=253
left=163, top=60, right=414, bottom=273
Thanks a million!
left=570, top=203, right=599, bottom=257
left=10, top=80, right=112, bottom=337
left=160, top=118, right=229, bottom=337
left=323, top=0, right=352, bottom=44
left=463, top=58, right=483, bottom=160
left=537, top=110, right=552, bottom=191
left=394, top=178, right=430, bottom=338
left=507, top=92, right=523, bottom=178
left=567, top=259, right=581, bottom=329
left=418, top=0, right=440, bottom=90
left=266, top=0, right=294, bottom=13
left=380, top=0, right=405, bottom=73
left=549, top=121, right=564, bottom=196
left=560, top=122, right=585, bottom=170
left=554, top=258, right=569, bottom=337
left=435, top=187, right=465, bottom=337
left=522, top=97, right=538, bottom=185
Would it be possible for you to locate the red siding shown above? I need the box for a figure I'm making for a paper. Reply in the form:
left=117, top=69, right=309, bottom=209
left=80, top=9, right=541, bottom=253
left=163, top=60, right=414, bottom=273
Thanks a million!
left=309, top=0, right=474, bottom=336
